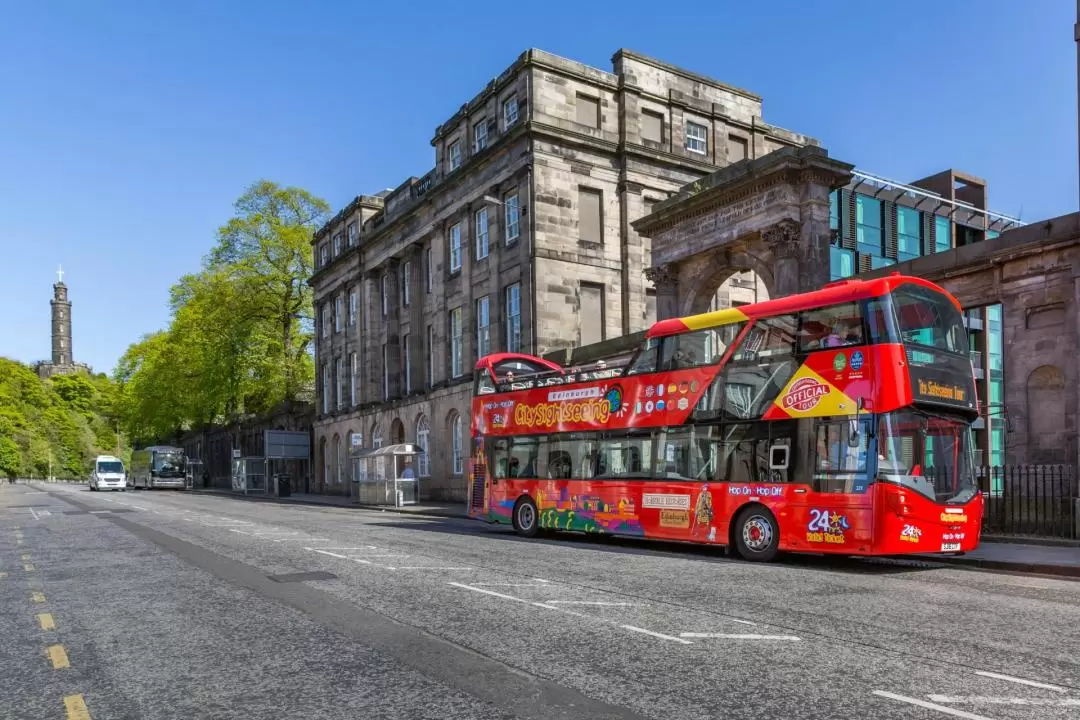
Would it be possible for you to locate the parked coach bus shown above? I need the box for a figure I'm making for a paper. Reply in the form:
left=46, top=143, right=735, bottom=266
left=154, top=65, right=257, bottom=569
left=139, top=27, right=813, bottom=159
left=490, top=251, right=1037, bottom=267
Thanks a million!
left=467, top=274, right=982, bottom=562
left=129, top=446, right=188, bottom=490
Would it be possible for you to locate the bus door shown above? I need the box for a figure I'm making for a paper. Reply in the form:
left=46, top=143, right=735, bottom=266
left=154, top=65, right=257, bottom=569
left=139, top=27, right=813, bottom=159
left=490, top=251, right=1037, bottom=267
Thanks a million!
left=786, top=416, right=876, bottom=553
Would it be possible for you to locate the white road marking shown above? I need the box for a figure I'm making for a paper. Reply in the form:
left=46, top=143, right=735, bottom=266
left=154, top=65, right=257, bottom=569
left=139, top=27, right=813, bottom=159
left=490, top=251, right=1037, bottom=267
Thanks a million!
left=729, top=618, right=758, bottom=626
left=449, top=582, right=529, bottom=603
left=89, top=510, right=110, bottom=514
left=309, top=546, right=379, bottom=551
left=620, top=625, right=694, bottom=645
left=273, top=538, right=331, bottom=543
left=311, top=550, right=350, bottom=559
left=228, top=529, right=252, bottom=535
left=872, top=691, right=996, bottom=720
left=473, top=582, right=549, bottom=588
left=390, top=567, right=472, bottom=571
left=544, top=601, right=640, bottom=607
left=531, top=578, right=551, bottom=583
left=928, top=695, right=1080, bottom=707
left=679, top=633, right=800, bottom=641
left=974, top=670, right=1066, bottom=692
left=29, top=507, right=39, bottom=521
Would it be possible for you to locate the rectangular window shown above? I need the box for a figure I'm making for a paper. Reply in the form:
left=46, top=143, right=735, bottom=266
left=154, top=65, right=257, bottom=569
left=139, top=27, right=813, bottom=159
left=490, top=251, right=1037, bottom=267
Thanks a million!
left=402, top=260, right=411, bottom=307
left=404, top=333, right=412, bottom=394
left=897, top=207, right=922, bottom=261
left=645, top=288, right=657, bottom=327
left=335, top=356, right=344, bottom=409
left=576, top=93, right=599, bottom=128
left=333, top=232, right=342, bottom=256
left=348, top=290, right=358, bottom=326
left=475, top=207, right=489, bottom=260
left=505, top=283, right=521, bottom=353
left=347, top=221, right=358, bottom=247
left=686, top=122, right=708, bottom=154
left=319, top=244, right=329, bottom=267
left=797, top=302, right=864, bottom=353
left=322, top=363, right=331, bottom=413
left=578, top=187, right=602, bottom=244
left=856, top=194, right=883, bottom=257
left=449, top=223, right=462, bottom=272
left=334, top=296, right=343, bottom=333
left=935, top=215, right=952, bottom=252
left=987, top=229, right=1000, bottom=240
left=829, top=190, right=840, bottom=231
left=505, top=193, right=520, bottom=243
left=381, top=274, right=388, bottom=316
left=579, top=282, right=605, bottom=346
left=321, top=303, right=330, bottom=338
left=427, top=324, right=435, bottom=386
left=476, top=295, right=491, bottom=358
left=641, top=110, right=663, bottom=143
left=728, top=134, right=748, bottom=161
left=448, top=140, right=461, bottom=170
left=503, top=97, right=519, bottom=128
left=450, top=308, right=464, bottom=377
left=830, top=247, right=854, bottom=281
left=349, top=352, right=357, bottom=406
left=425, top=247, right=433, bottom=292
left=382, top=344, right=389, bottom=400
left=473, top=119, right=488, bottom=153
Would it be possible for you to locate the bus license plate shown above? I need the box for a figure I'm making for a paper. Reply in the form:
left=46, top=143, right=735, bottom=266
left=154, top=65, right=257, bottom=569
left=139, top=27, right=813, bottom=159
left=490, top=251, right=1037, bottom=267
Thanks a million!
left=941, top=542, right=961, bottom=552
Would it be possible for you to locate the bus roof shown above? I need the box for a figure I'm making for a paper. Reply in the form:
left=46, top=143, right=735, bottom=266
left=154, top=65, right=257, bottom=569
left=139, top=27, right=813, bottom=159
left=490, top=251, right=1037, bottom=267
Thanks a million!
left=646, top=274, right=959, bottom=339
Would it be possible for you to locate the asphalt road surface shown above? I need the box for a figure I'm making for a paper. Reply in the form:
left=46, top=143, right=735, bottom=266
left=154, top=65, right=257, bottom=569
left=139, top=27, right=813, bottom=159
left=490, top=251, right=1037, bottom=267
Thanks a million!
left=2, top=482, right=1079, bottom=720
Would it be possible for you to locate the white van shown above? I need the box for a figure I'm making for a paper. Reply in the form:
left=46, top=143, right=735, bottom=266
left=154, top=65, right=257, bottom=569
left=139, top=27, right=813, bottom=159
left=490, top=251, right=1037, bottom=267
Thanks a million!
left=90, top=455, right=127, bottom=491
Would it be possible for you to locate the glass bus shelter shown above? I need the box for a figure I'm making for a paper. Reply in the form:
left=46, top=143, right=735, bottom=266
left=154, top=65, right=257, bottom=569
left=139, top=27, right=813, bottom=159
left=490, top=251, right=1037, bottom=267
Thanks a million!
left=350, top=443, right=422, bottom=506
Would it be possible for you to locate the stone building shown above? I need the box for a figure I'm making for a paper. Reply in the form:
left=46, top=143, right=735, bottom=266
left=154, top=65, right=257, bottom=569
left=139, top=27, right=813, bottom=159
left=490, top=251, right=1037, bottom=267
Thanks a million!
left=36, top=267, right=90, bottom=379
left=309, top=48, right=815, bottom=500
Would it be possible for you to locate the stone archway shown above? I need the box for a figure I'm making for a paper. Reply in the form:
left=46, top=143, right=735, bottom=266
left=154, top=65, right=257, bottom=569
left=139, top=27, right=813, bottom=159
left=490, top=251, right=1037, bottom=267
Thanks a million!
left=635, top=146, right=854, bottom=321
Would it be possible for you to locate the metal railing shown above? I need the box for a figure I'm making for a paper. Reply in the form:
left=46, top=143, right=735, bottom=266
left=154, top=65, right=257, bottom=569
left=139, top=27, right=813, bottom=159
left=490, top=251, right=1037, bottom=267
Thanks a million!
left=979, top=465, right=1078, bottom=540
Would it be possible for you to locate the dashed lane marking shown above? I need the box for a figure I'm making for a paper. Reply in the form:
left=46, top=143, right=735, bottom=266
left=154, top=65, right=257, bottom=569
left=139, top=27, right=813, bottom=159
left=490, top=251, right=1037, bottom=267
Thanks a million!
left=64, top=694, right=91, bottom=720
left=24, top=563, right=34, bottom=572
left=679, top=632, right=800, bottom=641
left=31, top=591, right=46, bottom=603
left=21, top=553, right=30, bottom=560
left=38, top=613, right=55, bottom=630
left=0, top=572, right=7, bottom=579
left=620, top=625, right=694, bottom=644
left=545, top=600, right=641, bottom=607
left=872, top=691, right=995, bottom=720
left=927, top=696, right=1080, bottom=707
left=390, top=567, right=473, bottom=571
left=973, top=670, right=1066, bottom=692
left=47, top=644, right=70, bottom=669
left=311, top=550, right=348, bottom=559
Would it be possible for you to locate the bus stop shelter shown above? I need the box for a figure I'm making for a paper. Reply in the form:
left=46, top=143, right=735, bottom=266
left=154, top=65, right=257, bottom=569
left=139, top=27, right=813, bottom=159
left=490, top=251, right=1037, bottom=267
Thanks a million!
left=231, top=430, right=311, bottom=496
left=350, top=443, right=422, bottom=506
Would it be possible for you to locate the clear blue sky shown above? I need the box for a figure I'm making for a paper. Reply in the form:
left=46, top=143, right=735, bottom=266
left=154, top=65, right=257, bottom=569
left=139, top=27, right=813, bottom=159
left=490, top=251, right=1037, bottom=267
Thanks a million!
left=1, top=0, right=1075, bottom=375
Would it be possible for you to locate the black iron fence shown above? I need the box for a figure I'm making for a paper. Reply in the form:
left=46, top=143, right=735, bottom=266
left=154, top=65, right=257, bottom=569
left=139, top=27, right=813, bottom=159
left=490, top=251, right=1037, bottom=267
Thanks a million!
left=978, top=465, right=1078, bottom=540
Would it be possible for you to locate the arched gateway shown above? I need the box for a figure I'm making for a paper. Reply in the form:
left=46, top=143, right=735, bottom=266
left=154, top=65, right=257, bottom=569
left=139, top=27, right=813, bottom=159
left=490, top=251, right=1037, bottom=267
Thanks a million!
left=634, top=146, right=854, bottom=319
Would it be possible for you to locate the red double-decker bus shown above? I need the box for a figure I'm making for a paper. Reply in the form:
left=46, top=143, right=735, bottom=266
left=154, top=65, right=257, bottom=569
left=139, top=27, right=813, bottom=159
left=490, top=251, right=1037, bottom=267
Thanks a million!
left=467, top=274, right=982, bottom=562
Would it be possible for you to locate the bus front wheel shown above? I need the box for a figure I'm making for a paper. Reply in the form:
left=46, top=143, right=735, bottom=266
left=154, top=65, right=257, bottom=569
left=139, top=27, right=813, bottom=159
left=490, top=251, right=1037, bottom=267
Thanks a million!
left=512, top=496, right=539, bottom=538
left=733, top=507, right=780, bottom=562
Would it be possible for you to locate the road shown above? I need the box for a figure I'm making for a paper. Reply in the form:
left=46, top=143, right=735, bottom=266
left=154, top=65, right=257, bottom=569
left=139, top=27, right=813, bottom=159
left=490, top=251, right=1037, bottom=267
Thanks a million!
left=2, top=482, right=1079, bottom=720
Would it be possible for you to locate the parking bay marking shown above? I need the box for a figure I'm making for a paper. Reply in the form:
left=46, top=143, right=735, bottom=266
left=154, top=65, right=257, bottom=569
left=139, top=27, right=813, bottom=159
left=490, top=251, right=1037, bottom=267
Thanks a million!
left=873, top=691, right=995, bottom=720
left=973, top=670, right=1066, bottom=692
left=928, top=695, right=1080, bottom=707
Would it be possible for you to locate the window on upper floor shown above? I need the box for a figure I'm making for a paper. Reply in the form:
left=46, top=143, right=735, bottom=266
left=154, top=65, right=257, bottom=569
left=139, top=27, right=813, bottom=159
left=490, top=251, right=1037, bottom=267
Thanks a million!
left=321, top=303, right=331, bottom=338
left=347, top=221, right=358, bottom=247
left=503, top=97, right=519, bottom=128
left=349, top=290, right=357, bottom=326
left=641, top=110, right=664, bottom=144
left=332, top=232, right=343, bottom=256
left=504, top=193, right=520, bottom=243
left=450, top=307, right=464, bottom=377
left=475, top=207, right=489, bottom=260
left=686, top=122, right=708, bottom=154
left=425, top=247, right=433, bottom=292
left=576, top=93, right=599, bottom=128
left=476, top=295, right=490, bottom=358
left=402, top=260, right=411, bottom=307
left=728, top=134, right=748, bottom=161
left=381, top=274, right=388, bottom=316
left=935, top=215, right=952, bottom=252
left=897, top=206, right=923, bottom=262
left=319, top=244, right=329, bottom=267
left=448, top=140, right=461, bottom=171
left=856, top=194, right=883, bottom=257
left=449, top=223, right=462, bottom=272
left=334, top=296, right=343, bottom=333
left=579, top=282, right=604, bottom=346
left=578, top=187, right=602, bottom=244
left=473, top=119, right=488, bottom=153
left=505, top=283, right=521, bottom=353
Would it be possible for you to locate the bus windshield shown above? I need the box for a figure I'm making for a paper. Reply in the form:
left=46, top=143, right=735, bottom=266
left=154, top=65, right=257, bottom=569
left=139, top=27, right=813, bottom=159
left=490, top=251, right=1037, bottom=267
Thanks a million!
left=153, top=451, right=186, bottom=477
left=876, top=410, right=977, bottom=504
left=96, top=461, right=124, bottom=474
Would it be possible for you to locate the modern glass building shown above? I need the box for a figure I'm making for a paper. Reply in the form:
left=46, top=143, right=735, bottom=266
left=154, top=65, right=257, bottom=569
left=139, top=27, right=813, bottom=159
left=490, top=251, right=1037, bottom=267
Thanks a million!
left=829, top=168, right=1023, bottom=468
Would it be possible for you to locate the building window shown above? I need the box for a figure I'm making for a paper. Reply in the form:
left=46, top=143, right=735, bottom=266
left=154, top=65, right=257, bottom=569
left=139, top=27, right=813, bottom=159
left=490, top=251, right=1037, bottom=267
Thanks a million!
left=935, top=215, right=952, bottom=252
left=451, top=414, right=463, bottom=475
left=335, top=356, right=344, bottom=409
left=349, top=290, right=358, bottom=326
left=335, top=295, right=343, bottom=333
left=728, top=135, right=748, bottom=161
left=641, top=110, right=664, bottom=143
left=427, top=324, right=435, bottom=387
left=473, top=119, right=488, bottom=153
left=425, top=247, right=433, bottom=292
left=322, top=363, right=331, bottom=413
left=830, top=247, right=854, bottom=280
left=475, top=207, right=489, bottom=260
left=382, top=344, right=389, bottom=400
left=987, top=303, right=1004, bottom=466
left=897, top=207, right=923, bottom=262
left=448, top=140, right=461, bottom=171
left=321, top=303, right=331, bottom=338
left=449, top=307, right=463, bottom=377
left=333, top=232, right=342, bottom=256
left=449, top=223, right=462, bottom=273
left=349, top=352, right=357, bottom=405
left=416, top=416, right=430, bottom=478
left=381, top=274, right=388, bottom=316
left=576, top=93, right=599, bottom=128
left=579, top=282, right=605, bottom=346
left=504, top=193, right=520, bottom=243
left=505, top=283, right=521, bottom=353
left=402, top=260, right=411, bottom=307
left=319, top=244, right=329, bottom=266
left=856, top=194, right=883, bottom=257
left=829, top=190, right=840, bottom=232
left=645, top=288, right=657, bottom=326
left=476, top=295, right=490, bottom=358
left=372, top=424, right=383, bottom=449
left=987, top=229, right=1000, bottom=240
left=579, top=187, right=602, bottom=244
left=686, top=122, right=708, bottom=154
left=347, top=221, right=358, bottom=247
left=503, top=97, right=519, bottom=128
left=404, top=333, right=412, bottom=393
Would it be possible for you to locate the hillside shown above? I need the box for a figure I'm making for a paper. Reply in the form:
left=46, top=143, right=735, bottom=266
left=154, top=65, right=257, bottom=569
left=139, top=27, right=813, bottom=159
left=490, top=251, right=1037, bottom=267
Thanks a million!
left=0, top=357, right=126, bottom=480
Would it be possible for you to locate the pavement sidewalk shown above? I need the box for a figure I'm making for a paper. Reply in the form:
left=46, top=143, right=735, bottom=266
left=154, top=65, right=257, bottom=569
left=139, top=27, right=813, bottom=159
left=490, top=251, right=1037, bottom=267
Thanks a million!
left=191, top=487, right=1080, bottom=577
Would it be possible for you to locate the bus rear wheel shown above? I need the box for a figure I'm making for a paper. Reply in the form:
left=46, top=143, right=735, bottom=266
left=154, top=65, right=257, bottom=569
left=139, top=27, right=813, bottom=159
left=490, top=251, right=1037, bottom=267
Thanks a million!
left=512, top=496, right=539, bottom=538
left=734, top=507, right=780, bottom=562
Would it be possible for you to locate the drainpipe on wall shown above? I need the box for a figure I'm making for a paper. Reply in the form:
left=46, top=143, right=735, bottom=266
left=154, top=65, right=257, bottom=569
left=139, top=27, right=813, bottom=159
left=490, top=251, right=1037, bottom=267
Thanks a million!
left=527, top=67, right=538, bottom=355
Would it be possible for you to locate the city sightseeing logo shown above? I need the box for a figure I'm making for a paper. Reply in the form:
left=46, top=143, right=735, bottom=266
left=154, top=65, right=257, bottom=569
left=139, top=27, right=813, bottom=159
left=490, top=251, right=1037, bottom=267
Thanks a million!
left=783, top=377, right=830, bottom=412
left=515, top=384, right=618, bottom=429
